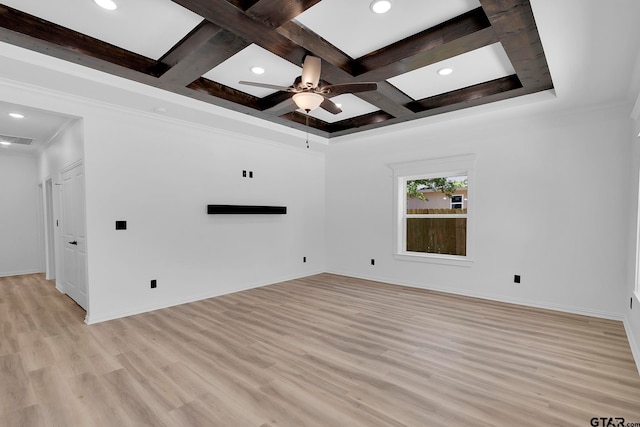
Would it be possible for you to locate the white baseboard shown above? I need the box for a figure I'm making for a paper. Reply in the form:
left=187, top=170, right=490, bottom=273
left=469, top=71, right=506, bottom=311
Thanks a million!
left=85, top=269, right=325, bottom=325
left=326, top=269, right=624, bottom=321
left=623, top=316, right=640, bottom=375
left=0, top=269, right=45, bottom=278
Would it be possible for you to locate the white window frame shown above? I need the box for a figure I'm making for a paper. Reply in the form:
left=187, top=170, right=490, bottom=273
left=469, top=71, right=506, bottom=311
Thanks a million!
left=389, top=154, right=476, bottom=267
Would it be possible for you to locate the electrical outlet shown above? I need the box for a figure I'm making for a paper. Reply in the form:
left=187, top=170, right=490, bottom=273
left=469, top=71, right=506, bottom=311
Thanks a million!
left=115, top=220, right=127, bottom=230
left=249, top=171, right=254, bottom=178
left=514, top=275, right=521, bottom=284
left=371, top=259, right=375, bottom=266
left=150, top=279, right=157, bottom=289
left=242, top=170, right=246, bottom=177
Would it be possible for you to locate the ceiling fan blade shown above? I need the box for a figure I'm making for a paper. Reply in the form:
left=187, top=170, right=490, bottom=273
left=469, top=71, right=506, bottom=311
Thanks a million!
left=321, top=82, right=378, bottom=95
left=238, top=81, right=293, bottom=91
left=301, top=56, right=321, bottom=89
left=320, top=98, right=342, bottom=115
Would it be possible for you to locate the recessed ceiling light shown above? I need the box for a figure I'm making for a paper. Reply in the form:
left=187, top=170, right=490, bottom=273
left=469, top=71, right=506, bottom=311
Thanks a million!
left=9, top=112, right=24, bottom=119
left=0, top=141, right=11, bottom=146
left=438, top=68, right=454, bottom=76
left=251, top=66, right=265, bottom=75
left=370, top=0, right=392, bottom=14
left=94, top=0, right=117, bottom=11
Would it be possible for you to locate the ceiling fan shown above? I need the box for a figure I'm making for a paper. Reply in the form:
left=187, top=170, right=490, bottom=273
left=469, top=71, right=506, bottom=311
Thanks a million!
left=239, top=56, right=377, bottom=114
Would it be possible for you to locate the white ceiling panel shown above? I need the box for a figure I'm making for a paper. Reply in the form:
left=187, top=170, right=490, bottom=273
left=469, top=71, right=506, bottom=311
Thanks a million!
left=305, top=94, right=379, bottom=123
left=387, top=43, right=516, bottom=100
left=203, top=44, right=302, bottom=98
left=295, top=0, right=481, bottom=59
left=0, top=101, right=74, bottom=152
left=1, top=0, right=202, bottom=60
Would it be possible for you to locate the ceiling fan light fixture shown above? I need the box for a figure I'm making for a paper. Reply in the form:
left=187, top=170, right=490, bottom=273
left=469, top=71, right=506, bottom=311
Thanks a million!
left=94, top=0, right=117, bottom=11
left=250, top=66, right=265, bottom=75
left=293, top=92, right=324, bottom=112
left=370, top=0, right=392, bottom=14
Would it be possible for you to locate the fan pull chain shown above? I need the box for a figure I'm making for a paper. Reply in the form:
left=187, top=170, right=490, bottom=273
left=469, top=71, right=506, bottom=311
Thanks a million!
left=305, top=110, right=310, bottom=149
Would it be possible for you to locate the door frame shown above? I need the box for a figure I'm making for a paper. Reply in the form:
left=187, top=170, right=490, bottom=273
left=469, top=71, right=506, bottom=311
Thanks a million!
left=42, top=178, right=57, bottom=280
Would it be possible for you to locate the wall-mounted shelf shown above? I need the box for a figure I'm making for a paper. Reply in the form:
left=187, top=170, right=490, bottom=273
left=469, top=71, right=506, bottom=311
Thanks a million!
left=207, top=205, right=287, bottom=215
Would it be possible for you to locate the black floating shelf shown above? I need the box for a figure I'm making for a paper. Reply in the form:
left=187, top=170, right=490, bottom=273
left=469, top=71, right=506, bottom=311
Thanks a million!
left=207, top=205, right=287, bottom=215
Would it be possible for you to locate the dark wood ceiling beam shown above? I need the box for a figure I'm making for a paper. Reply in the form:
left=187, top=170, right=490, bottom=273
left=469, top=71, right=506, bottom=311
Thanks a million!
left=328, top=111, right=395, bottom=133
left=188, top=77, right=263, bottom=110
left=160, top=28, right=251, bottom=86
left=479, top=0, right=553, bottom=92
left=356, top=8, right=493, bottom=76
left=172, top=0, right=307, bottom=66
left=357, top=27, right=498, bottom=83
left=160, top=21, right=220, bottom=67
left=0, top=5, right=162, bottom=76
left=276, top=21, right=356, bottom=75
left=329, top=78, right=527, bottom=138
left=246, top=0, right=322, bottom=29
left=407, top=75, right=522, bottom=113
left=226, top=0, right=261, bottom=11
left=357, top=87, right=415, bottom=119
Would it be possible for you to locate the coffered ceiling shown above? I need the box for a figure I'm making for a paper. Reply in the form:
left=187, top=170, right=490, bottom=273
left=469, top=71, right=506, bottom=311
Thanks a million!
left=0, top=0, right=553, bottom=138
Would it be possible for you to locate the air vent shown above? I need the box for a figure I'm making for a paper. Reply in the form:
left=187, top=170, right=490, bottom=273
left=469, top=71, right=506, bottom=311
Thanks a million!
left=0, top=135, right=33, bottom=145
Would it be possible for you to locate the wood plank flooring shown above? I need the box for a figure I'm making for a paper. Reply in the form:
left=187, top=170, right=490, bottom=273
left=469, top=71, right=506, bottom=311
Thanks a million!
left=1, top=273, right=639, bottom=426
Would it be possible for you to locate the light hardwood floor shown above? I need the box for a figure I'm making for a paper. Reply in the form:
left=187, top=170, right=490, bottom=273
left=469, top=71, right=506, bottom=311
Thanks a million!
left=1, top=273, right=639, bottom=426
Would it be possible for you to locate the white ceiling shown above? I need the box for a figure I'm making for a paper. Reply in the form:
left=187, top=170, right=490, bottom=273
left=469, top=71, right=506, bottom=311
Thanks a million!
left=0, top=101, right=74, bottom=154
left=388, top=43, right=515, bottom=100
left=0, top=0, right=202, bottom=60
left=306, top=94, right=379, bottom=123
left=0, top=0, right=639, bottom=147
left=295, top=0, right=481, bottom=59
left=203, top=44, right=302, bottom=98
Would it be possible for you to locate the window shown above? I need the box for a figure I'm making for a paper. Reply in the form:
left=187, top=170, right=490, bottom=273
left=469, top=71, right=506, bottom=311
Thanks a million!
left=406, top=176, right=468, bottom=256
left=390, top=155, right=475, bottom=266
left=450, top=195, right=464, bottom=209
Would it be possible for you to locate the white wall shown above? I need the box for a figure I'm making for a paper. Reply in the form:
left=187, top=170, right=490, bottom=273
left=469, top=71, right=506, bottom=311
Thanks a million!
left=82, top=110, right=326, bottom=323
left=0, top=151, right=44, bottom=276
left=326, top=103, right=631, bottom=319
left=38, top=119, right=84, bottom=182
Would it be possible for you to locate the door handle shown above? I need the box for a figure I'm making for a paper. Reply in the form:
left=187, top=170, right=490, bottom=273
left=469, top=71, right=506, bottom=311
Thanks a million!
left=69, top=241, right=78, bottom=245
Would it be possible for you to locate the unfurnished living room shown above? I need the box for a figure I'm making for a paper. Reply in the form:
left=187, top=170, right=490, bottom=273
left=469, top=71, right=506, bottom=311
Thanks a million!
left=1, top=0, right=640, bottom=425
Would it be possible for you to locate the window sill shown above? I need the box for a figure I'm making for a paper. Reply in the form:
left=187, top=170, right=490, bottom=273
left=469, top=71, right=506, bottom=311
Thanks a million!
left=394, top=252, right=474, bottom=267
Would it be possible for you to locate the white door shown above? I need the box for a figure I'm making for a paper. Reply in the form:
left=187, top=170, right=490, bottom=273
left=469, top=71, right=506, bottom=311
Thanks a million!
left=60, top=163, right=87, bottom=310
